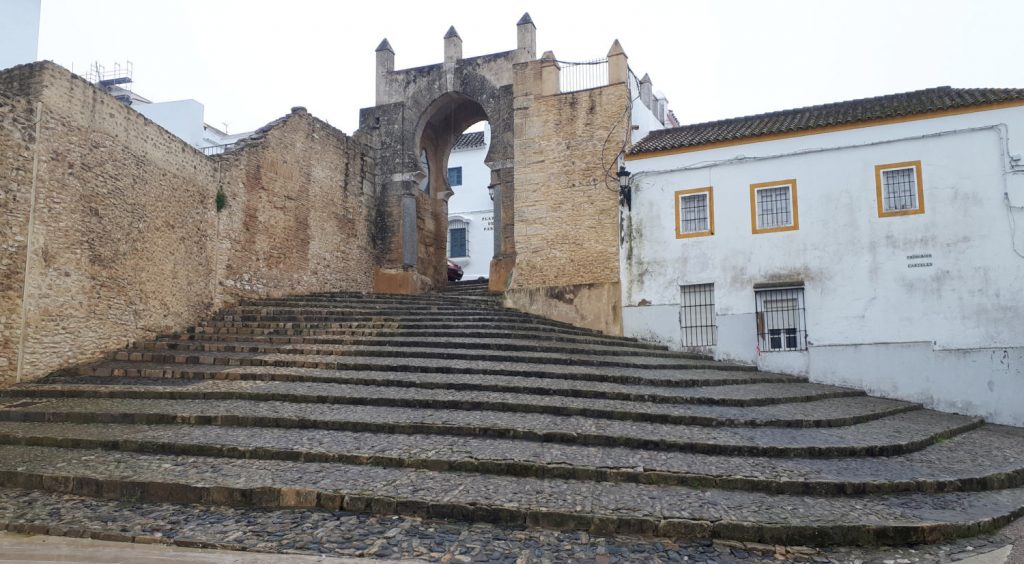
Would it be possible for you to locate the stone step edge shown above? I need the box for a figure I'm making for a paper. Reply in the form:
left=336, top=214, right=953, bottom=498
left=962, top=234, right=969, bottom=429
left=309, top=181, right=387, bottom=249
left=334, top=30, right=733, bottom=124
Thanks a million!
left=0, top=386, right=905, bottom=428
left=0, top=409, right=983, bottom=458
left=2, top=519, right=249, bottom=553
left=187, top=328, right=673, bottom=352
left=1, top=430, right=1019, bottom=496
left=98, top=352, right=761, bottom=380
left=125, top=342, right=712, bottom=371
left=191, top=323, right=670, bottom=350
left=177, top=334, right=706, bottom=360
left=51, top=367, right=835, bottom=406
left=0, top=468, right=1015, bottom=546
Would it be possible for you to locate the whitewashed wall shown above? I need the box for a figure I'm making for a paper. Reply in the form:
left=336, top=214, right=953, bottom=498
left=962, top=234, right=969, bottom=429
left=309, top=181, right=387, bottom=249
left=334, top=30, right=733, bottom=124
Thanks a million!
left=621, top=105, right=1024, bottom=426
left=447, top=126, right=494, bottom=279
left=134, top=100, right=207, bottom=148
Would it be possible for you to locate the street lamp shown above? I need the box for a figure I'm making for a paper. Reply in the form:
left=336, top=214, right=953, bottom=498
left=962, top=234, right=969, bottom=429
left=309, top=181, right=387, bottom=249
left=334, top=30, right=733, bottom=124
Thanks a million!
left=617, top=165, right=632, bottom=210
left=487, top=183, right=496, bottom=201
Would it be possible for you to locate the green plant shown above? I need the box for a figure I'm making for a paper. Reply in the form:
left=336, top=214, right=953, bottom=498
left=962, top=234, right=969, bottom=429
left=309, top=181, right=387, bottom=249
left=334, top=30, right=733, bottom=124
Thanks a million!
left=215, top=188, right=227, bottom=212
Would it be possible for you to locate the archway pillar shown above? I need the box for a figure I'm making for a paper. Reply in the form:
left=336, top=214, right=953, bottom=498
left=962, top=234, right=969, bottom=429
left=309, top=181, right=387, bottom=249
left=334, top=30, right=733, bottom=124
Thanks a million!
left=487, top=161, right=515, bottom=293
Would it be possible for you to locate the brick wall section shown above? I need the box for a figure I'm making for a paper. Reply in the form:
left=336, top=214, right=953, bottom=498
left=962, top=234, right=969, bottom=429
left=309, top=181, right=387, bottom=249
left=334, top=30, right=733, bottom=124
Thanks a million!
left=0, top=62, right=377, bottom=386
left=511, top=83, right=627, bottom=290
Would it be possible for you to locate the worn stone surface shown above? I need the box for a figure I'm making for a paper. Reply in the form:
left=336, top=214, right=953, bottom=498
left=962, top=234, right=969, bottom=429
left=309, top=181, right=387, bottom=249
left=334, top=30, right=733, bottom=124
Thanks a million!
left=0, top=62, right=378, bottom=386
left=5, top=487, right=1020, bottom=563
left=508, top=61, right=629, bottom=334
left=0, top=291, right=1023, bottom=547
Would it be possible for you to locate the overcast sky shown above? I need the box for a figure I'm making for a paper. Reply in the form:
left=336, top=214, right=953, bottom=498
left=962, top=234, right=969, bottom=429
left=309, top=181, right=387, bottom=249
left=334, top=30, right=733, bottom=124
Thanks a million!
left=36, top=0, right=1024, bottom=135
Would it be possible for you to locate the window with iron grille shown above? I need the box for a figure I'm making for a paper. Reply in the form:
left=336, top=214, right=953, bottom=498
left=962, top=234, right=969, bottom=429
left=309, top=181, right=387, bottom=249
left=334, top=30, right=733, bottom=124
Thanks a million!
left=875, top=161, right=924, bottom=217
left=750, top=180, right=799, bottom=234
left=674, top=187, right=714, bottom=238
left=680, top=283, right=716, bottom=347
left=755, top=287, right=807, bottom=352
left=449, top=227, right=467, bottom=257
left=447, top=166, right=463, bottom=187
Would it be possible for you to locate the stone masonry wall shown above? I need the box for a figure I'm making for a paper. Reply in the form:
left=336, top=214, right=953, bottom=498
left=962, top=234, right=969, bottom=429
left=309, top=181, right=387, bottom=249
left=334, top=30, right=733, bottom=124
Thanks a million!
left=0, top=65, right=43, bottom=384
left=0, top=62, right=377, bottom=386
left=214, top=109, right=377, bottom=299
left=508, top=78, right=628, bottom=334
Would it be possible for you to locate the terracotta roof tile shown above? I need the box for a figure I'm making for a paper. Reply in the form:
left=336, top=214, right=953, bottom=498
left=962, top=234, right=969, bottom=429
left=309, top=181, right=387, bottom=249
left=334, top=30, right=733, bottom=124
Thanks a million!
left=453, top=131, right=486, bottom=151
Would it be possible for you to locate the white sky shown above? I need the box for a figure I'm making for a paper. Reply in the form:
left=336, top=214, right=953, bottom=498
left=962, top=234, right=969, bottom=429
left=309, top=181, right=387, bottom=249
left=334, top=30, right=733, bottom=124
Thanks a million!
left=35, top=0, right=1024, bottom=135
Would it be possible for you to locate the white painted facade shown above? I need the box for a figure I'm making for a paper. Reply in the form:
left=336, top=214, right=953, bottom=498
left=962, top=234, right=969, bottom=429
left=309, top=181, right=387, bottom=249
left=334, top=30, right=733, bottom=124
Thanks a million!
left=446, top=125, right=494, bottom=280
left=621, top=105, right=1024, bottom=426
left=0, top=0, right=41, bottom=71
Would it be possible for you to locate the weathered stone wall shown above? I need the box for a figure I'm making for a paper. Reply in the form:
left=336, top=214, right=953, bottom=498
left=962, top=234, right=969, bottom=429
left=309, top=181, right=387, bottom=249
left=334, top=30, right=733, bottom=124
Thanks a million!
left=508, top=72, right=629, bottom=334
left=0, top=62, right=377, bottom=386
left=214, top=108, right=377, bottom=299
left=0, top=65, right=42, bottom=383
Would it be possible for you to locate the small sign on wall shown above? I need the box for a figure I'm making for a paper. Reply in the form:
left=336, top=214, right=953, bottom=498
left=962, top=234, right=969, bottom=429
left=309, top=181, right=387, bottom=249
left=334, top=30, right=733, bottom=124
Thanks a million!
left=483, top=216, right=494, bottom=232
left=906, top=253, right=933, bottom=269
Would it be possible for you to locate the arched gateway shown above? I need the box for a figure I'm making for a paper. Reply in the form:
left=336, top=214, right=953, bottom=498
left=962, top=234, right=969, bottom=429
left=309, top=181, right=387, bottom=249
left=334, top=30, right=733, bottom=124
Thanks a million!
left=357, top=16, right=535, bottom=294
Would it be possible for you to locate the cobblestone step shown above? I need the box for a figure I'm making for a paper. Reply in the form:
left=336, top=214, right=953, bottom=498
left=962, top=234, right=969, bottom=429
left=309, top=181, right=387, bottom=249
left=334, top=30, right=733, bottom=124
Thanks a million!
left=0, top=421, right=1020, bottom=495
left=0, top=445, right=1020, bottom=546
left=193, top=321, right=665, bottom=349
left=94, top=351, right=766, bottom=386
left=45, top=366, right=850, bottom=405
left=190, top=325, right=672, bottom=351
left=211, top=314, right=612, bottom=337
left=181, top=333, right=700, bottom=359
left=237, top=300, right=506, bottom=312
left=0, top=397, right=979, bottom=457
left=131, top=340, right=711, bottom=370
left=0, top=380, right=906, bottom=427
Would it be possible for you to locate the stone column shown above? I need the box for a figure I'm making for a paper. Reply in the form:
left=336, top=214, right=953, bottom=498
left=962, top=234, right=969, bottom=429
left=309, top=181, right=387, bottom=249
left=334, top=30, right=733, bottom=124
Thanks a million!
left=375, top=39, right=394, bottom=106
left=540, top=51, right=560, bottom=96
left=607, top=40, right=627, bottom=85
left=444, top=27, right=462, bottom=65
left=515, top=13, right=536, bottom=63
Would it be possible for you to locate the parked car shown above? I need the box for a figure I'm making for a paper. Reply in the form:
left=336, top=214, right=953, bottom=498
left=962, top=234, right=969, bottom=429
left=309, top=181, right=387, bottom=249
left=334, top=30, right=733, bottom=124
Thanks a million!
left=447, top=260, right=464, bottom=282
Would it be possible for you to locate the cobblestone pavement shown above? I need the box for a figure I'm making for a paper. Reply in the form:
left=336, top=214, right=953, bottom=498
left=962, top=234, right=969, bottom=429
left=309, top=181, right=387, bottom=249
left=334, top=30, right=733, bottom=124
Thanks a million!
left=0, top=488, right=1017, bottom=563
left=2, top=292, right=1024, bottom=548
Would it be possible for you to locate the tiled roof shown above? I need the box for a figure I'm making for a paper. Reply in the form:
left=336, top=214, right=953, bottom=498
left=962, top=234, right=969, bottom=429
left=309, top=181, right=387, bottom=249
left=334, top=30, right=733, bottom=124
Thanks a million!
left=630, top=87, right=1024, bottom=156
left=453, top=131, right=486, bottom=151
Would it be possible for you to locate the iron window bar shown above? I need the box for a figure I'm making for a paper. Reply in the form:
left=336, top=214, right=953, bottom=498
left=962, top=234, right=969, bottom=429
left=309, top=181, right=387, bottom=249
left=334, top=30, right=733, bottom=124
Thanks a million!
left=755, top=287, right=807, bottom=352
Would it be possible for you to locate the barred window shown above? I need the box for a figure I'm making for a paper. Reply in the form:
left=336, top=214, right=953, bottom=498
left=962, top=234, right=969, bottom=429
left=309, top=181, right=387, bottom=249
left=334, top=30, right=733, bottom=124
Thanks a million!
left=447, top=166, right=463, bottom=187
left=755, top=287, right=807, bottom=352
left=875, top=161, right=924, bottom=217
left=449, top=218, right=469, bottom=258
left=680, top=283, right=716, bottom=347
left=674, top=187, right=714, bottom=238
left=750, top=180, right=798, bottom=233
left=756, top=186, right=792, bottom=228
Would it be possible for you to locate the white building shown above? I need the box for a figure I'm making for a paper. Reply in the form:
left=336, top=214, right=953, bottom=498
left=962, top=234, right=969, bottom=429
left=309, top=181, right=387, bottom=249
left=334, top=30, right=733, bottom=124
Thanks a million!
left=0, top=0, right=41, bottom=71
left=620, top=86, right=1024, bottom=426
left=446, top=126, right=494, bottom=280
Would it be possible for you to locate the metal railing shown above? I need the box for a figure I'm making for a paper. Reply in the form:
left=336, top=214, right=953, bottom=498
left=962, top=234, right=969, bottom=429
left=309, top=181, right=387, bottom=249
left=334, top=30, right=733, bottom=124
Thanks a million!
left=201, top=143, right=236, bottom=156
left=558, top=58, right=608, bottom=93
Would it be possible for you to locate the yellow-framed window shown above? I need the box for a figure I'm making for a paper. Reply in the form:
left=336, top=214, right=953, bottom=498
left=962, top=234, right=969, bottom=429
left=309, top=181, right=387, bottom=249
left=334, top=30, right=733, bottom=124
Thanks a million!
left=674, top=187, right=715, bottom=239
left=875, top=160, right=924, bottom=217
left=749, top=179, right=799, bottom=234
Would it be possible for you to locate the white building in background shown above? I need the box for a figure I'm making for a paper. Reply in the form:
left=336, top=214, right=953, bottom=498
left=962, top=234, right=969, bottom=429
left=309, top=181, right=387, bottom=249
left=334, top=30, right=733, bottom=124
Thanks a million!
left=0, top=0, right=41, bottom=70
left=446, top=126, right=494, bottom=280
left=621, top=86, right=1024, bottom=426
left=93, top=66, right=251, bottom=152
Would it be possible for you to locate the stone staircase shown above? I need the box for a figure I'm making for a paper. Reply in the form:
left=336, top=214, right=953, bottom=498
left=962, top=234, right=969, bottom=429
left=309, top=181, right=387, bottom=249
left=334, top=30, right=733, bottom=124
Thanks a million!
left=0, top=291, right=1023, bottom=548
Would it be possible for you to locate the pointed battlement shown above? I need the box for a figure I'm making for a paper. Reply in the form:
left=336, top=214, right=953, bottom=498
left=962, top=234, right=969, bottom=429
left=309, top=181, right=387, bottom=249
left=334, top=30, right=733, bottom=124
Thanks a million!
left=444, top=26, right=462, bottom=64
